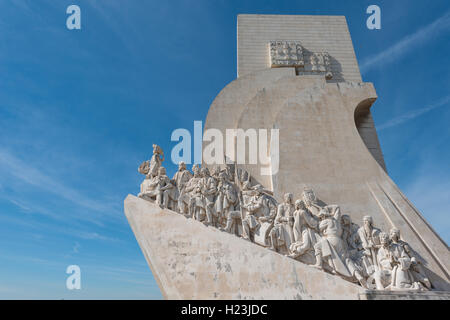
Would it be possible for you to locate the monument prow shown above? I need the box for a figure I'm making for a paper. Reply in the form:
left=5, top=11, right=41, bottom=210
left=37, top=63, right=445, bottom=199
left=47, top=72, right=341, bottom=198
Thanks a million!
left=125, top=14, right=450, bottom=299
left=124, top=194, right=365, bottom=299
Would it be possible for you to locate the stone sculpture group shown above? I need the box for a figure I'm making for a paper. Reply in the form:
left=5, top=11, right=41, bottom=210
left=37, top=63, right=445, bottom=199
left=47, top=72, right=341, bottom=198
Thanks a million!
left=137, top=144, right=432, bottom=292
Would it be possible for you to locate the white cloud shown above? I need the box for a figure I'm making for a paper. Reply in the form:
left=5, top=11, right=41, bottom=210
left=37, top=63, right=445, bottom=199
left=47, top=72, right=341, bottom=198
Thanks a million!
left=361, top=11, right=450, bottom=73
left=0, top=148, right=121, bottom=222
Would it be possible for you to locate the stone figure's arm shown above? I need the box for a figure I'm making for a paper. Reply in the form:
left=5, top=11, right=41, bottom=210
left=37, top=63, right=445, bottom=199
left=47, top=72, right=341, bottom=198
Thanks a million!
left=171, top=172, right=178, bottom=185
left=318, top=219, right=328, bottom=233
left=148, top=179, right=159, bottom=187
left=325, top=205, right=340, bottom=220
left=268, top=201, right=277, bottom=220
left=378, top=250, right=391, bottom=270
left=402, top=242, right=414, bottom=260
left=206, top=179, right=217, bottom=195
left=160, top=180, right=174, bottom=191
left=184, top=182, right=195, bottom=193
left=397, top=247, right=413, bottom=270
left=245, top=200, right=262, bottom=213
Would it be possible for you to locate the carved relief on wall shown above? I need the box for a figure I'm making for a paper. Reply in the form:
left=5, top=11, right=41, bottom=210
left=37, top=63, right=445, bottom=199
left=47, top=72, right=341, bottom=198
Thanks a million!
left=269, top=41, right=304, bottom=67
left=308, top=52, right=333, bottom=79
left=269, top=41, right=333, bottom=79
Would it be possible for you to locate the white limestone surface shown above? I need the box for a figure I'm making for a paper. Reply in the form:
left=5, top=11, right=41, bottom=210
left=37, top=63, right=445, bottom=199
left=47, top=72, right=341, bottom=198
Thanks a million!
left=124, top=194, right=366, bottom=300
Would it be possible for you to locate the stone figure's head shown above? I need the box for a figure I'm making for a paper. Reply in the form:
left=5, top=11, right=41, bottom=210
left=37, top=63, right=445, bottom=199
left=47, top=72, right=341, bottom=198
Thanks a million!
left=295, top=199, right=305, bottom=210
left=302, top=187, right=316, bottom=206
left=211, top=165, right=220, bottom=177
left=192, top=164, right=200, bottom=177
left=341, top=214, right=352, bottom=226
left=238, top=169, right=249, bottom=183
left=218, top=171, right=227, bottom=182
left=363, top=215, right=373, bottom=229
left=178, top=161, right=186, bottom=171
left=153, top=144, right=163, bottom=155
left=390, top=228, right=401, bottom=242
left=158, top=167, right=166, bottom=176
left=242, top=180, right=251, bottom=190
left=379, top=232, right=390, bottom=246
left=284, top=193, right=293, bottom=204
left=200, top=167, right=210, bottom=178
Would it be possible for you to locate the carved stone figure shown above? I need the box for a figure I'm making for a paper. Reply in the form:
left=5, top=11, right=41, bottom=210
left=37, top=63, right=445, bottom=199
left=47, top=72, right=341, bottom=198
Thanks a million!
left=200, top=167, right=218, bottom=226
left=313, top=205, right=367, bottom=287
left=390, top=228, right=431, bottom=290
left=374, top=232, right=424, bottom=291
left=138, top=166, right=173, bottom=208
left=302, top=187, right=322, bottom=217
left=172, top=161, right=193, bottom=195
left=138, top=144, right=164, bottom=178
left=215, top=172, right=238, bottom=226
left=241, top=185, right=277, bottom=243
left=288, top=200, right=320, bottom=264
left=269, top=193, right=295, bottom=252
left=178, top=164, right=202, bottom=217
left=341, top=215, right=361, bottom=252
left=221, top=179, right=250, bottom=235
left=357, top=215, right=381, bottom=274
left=135, top=145, right=435, bottom=292
left=341, top=214, right=368, bottom=269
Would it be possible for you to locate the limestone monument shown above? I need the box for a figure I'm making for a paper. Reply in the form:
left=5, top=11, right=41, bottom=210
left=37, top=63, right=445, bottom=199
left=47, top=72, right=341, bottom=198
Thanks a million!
left=124, top=14, right=450, bottom=299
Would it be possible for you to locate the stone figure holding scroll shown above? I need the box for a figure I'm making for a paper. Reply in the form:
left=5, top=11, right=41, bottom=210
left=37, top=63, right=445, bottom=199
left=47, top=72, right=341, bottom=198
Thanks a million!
left=390, top=228, right=431, bottom=290
left=269, top=193, right=295, bottom=252
left=357, top=215, right=381, bottom=274
left=374, top=232, right=424, bottom=291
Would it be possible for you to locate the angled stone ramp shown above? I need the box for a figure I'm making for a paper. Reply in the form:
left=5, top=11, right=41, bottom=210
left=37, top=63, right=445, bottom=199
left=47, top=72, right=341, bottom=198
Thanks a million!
left=367, top=179, right=450, bottom=289
left=124, top=194, right=366, bottom=299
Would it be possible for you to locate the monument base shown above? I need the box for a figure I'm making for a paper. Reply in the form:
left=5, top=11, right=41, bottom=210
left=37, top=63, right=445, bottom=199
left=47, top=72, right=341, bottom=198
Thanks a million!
left=125, top=195, right=450, bottom=299
left=125, top=195, right=368, bottom=299
left=359, top=290, right=450, bottom=300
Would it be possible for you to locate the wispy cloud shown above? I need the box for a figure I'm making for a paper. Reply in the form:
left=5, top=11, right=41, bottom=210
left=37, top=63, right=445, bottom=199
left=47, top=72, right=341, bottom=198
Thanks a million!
left=0, top=148, right=121, bottom=223
left=378, top=94, right=450, bottom=130
left=0, top=213, right=121, bottom=243
left=361, top=11, right=450, bottom=73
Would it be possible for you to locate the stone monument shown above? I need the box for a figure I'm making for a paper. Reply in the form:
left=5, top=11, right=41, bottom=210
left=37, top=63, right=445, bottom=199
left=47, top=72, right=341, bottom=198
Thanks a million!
left=124, top=14, right=450, bottom=299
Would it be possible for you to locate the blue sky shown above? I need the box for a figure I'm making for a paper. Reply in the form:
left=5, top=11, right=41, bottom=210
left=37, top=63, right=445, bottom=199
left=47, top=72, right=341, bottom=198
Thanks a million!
left=0, top=0, right=448, bottom=299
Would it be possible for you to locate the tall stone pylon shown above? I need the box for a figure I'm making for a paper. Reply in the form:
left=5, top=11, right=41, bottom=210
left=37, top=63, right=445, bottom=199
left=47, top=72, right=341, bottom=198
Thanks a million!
left=125, top=14, right=450, bottom=300
left=203, top=15, right=449, bottom=291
